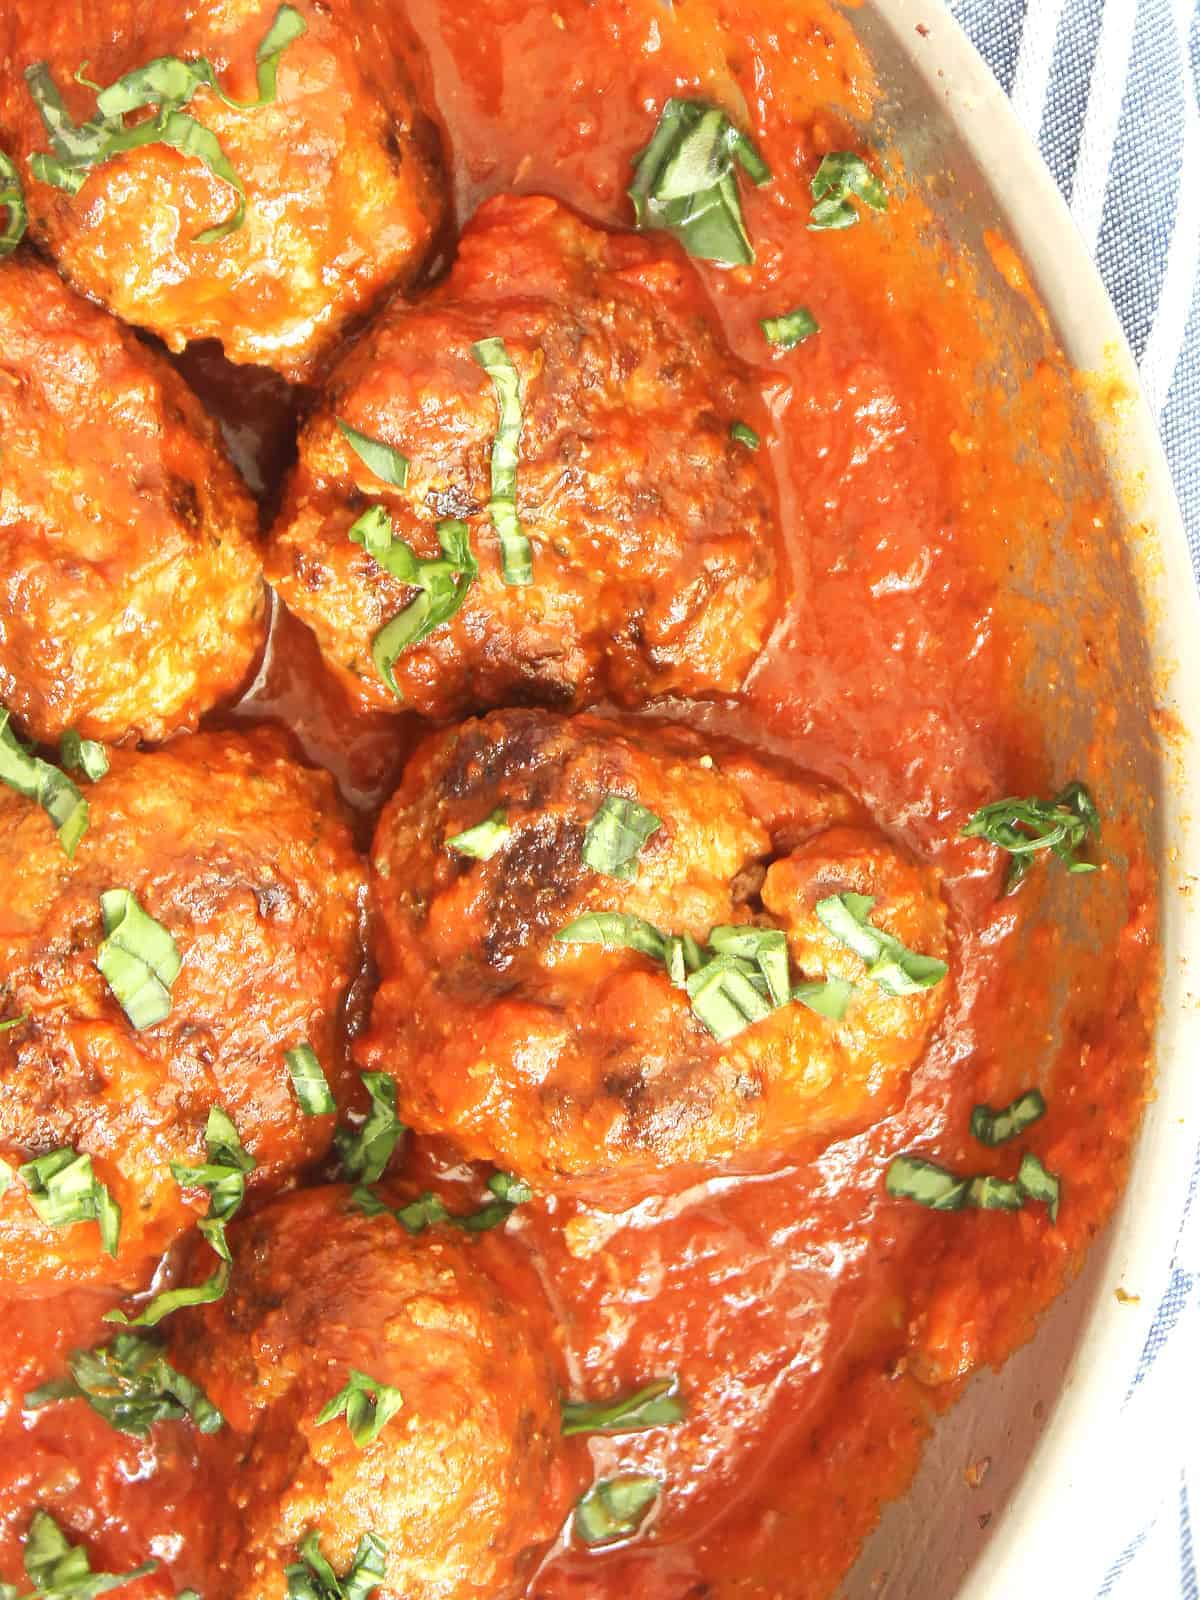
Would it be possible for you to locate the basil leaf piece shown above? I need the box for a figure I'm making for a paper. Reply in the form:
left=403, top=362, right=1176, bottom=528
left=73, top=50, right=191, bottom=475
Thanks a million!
left=246, top=4, right=307, bottom=106
left=555, top=912, right=668, bottom=963
left=20, top=1148, right=121, bottom=1257
left=629, top=97, right=771, bottom=265
left=95, top=888, right=181, bottom=1030
left=707, top=925, right=790, bottom=1007
left=561, top=1377, right=685, bottom=1437
left=315, top=1368, right=403, bottom=1448
left=285, top=1043, right=337, bottom=1117
left=0, top=708, right=89, bottom=857
left=686, top=952, right=772, bottom=1040
left=966, top=1173, right=1023, bottom=1212
left=352, top=516, right=479, bottom=697
left=0, top=146, right=27, bottom=256
left=105, top=1107, right=253, bottom=1328
left=285, top=1531, right=387, bottom=1600
left=472, top=337, right=532, bottom=585
left=761, top=307, right=819, bottom=349
left=885, top=1155, right=969, bottom=1211
left=970, top=1088, right=1046, bottom=1148
left=730, top=421, right=760, bottom=450
left=353, top=1171, right=532, bottom=1236
left=335, top=1073, right=404, bottom=1185
left=808, top=150, right=889, bottom=231
left=18, top=1510, right=157, bottom=1600
left=815, top=893, right=947, bottom=996
left=574, top=1476, right=661, bottom=1547
left=792, top=976, right=855, bottom=1021
left=337, top=421, right=409, bottom=489
left=59, top=731, right=109, bottom=782
left=1017, top=1152, right=1061, bottom=1222
left=581, top=795, right=662, bottom=881
left=0, top=1013, right=29, bottom=1033
left=962, top=782, right=1100, bottom=892
left=447, top=808, right=510, bottom=861
left=25, top=1331, right=223, bottom=1438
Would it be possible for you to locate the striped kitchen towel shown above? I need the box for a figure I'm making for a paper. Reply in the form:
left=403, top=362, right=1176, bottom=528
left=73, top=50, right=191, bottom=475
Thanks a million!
left=948, top=1, right=1200, bottom=1595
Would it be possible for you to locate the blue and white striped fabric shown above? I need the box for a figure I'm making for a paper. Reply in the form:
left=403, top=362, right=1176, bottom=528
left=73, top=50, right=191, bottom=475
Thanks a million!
left=948, top=2, right=1200, bottom=1594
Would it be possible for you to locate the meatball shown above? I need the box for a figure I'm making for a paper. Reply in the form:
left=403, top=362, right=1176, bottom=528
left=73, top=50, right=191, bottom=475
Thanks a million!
left=0, top=0, right=446, bottom=379
left=168, top=1185, right=577, bottom=1600
left=268, top=193, right=779, bottom=719
left=0, top=730, right=365, bottom=1293
left=0, top=253, right=263, bottom=747
left=357, top=710, right=951, bottom=1193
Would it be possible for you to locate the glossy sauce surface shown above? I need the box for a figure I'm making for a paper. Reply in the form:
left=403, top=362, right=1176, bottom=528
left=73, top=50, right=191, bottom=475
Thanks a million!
left=2, top=3, right=1157, bottom=1597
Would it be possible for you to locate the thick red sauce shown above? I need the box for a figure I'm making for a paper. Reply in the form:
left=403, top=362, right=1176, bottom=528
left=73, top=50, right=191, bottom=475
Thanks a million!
left=2, top=3, right=1157, bottom=1596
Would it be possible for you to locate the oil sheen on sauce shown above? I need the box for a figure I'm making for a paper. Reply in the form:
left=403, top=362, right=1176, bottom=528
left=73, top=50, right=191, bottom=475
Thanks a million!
left=1, top=3, right=1157, bottom=1597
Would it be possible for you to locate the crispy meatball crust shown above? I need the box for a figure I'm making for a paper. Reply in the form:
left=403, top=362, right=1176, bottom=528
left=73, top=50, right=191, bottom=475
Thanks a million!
left=357, top=711, right=951, bottom=1194
left=168, top=1185, right=576, bottom=1600
left=268, top=193, right=780, bottom=718
left=0, top=730, right=366, bottom=1294
left=0, top=0, right=446, bottom=379
left=0, top=253, right=264, bottom=747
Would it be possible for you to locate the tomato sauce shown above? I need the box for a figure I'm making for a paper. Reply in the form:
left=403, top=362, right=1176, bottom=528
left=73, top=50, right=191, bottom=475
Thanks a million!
left=2, top=2, right=1157, bottom=1596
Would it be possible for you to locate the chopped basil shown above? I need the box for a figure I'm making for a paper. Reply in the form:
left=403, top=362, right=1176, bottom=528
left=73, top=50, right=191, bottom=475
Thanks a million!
left=335, top=1073, right=404, bottom=1185
left=59, top=731, right=109, bottom=782
left=95, top=888, right=181, bottom=1030
left=25, top=1331, right=223, bottom=1438
left=815, top=892, right=947, bottom=996
left=556, top=911, right=668, bottom=962
left=0, top=146, right=27, bottom=257
left=447, top=808, right=511, bottom=861
left=353, top=1171, right=532, bottom=1236
left=24, top=7, right=305, bottom=243
left=629, top=97, right=771, bottom=265
left=1017, top=1151, right=1061, bottom=1222
left=20, top=1148, right=121, bottom=1257
left=970, top=1088, right=1046, bottom=1147
left=885, top=1156, right=968, bottom=1211
left=0, top=1012, right=29, bottom=1033
left=472, top=337, right=532, bottom=585
left=574, top=1477, right=660, bottom=1547
left=962, top=782, right=1100, bottom=891
left=0, top=1158, right=13, bottom=1196
left=581, top=795, right=662, bottom=880
left=792, top=976, right=855, bottom=1020
left=315, top=1368, right=403, bottom=1448
left=561, top=1376, right=684, bottom=1437
left=105, top=1106, right=254, bottom=1327
left=337, top=422, right=409, bottom=489
left=285, top=1043, right=336, bottom=1117
left=686, top=953, right=772, bottom=1041
left=0, top=708, right=89, bottom=857
left=13, top=1510, right=157, bottom=1600
left=285, top=1531, right=387, bottom=1600
left=350, top=515, right=478, bottom=697
left=965, top=1173, right=1023, bottom=1212
left=761, top=308, right=819, bottom=349
left=707, top=925, right=790, bottom=1007
left=730, top=421, right=760, bottom=450
left=808, top=150, right=889, bottom=230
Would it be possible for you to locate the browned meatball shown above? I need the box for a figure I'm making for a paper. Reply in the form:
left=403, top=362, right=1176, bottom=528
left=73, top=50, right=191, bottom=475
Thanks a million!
left=0, top=253, right=264, bottom=747
left=0, top=731, right=365, bottom=1293
left=0, top=0, right=446, bottom=379
left=168, top=1185, right=578, bottom=1600
left=268, top=193, right=779, bottom=719
left=357, top=710, right=951, bottom=1195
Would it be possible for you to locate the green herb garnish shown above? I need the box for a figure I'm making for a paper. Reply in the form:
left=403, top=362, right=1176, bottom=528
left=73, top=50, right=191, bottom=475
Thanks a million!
left=337, top=421, right=409, bottom=489
left=1017, top=1152, right=1061, bottom=1222
left=25, top=6, right=306, bottom=243
left=350, top=513, right=478, bottom=697
left=95, top=889, right=181, bottom=1030
left=730, top=421, right=760, bottom=449
left=561, top=1377, right=684, bottom=1437
left=447, top=808, right=510, bottom=861
left=581, top=795, right=662, bottom=880
left=0, top=1012, right=29, bottom=1033
left=970, top=1088, right=1046, bottom=1148
left=315, top=1369, right=403, bottom=1448
left=284, top=1531, right=387, bottom=1600
left=26, top=1331, right=223, bottom=1438
left=573, top=1477, right=661, bottom=1547
left=808, top=151, right=888, bottom=230
left=629, top=97, right=771, bottom=265
left=6, top=1510, right=156, bottom=1600
left=0, top=708, right=89, bottom=857
left=285, top=1043, right=336, bottom=1117
left=815, top=892, right=947, bottom=996
left=556, top=911, right=669, bottom=962
left=20, top=1148, right=121, bottom=1257
left=334, top=1073, right=404, bottom=1185
left=472, top=336, right=531, bottom=585
left=887, top=1151, right=1062, bottom=1222
left=761, top=307, right=819, bottom=349
left=0, top=146, right=27, bottom=257
left=792, top=976, right=855, bottom=1020
left=352, top=1171, right=532, bottom=1236
left=59, top=731, right=109, bottom=782
left=962, top=782, right=1100, bottom=891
